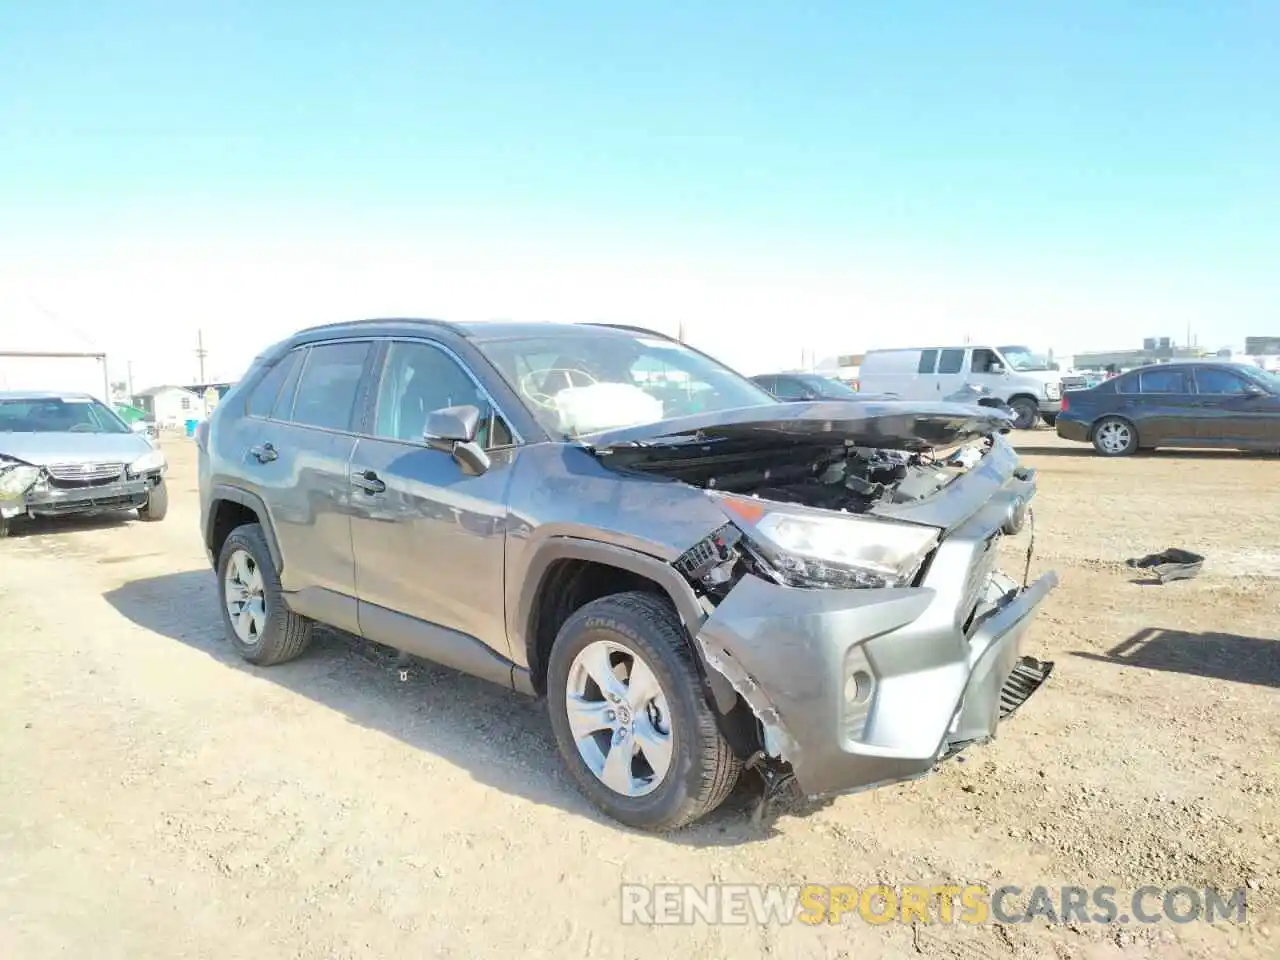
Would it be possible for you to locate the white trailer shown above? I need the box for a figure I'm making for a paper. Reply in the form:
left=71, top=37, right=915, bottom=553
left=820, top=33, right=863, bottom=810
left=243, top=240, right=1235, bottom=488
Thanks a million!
left=0, top=351, right=111, bottom=402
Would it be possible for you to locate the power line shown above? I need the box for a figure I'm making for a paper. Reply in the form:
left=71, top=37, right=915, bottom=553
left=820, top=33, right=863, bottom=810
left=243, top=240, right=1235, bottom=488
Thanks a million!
left=195, top=329, right=207, bottom=382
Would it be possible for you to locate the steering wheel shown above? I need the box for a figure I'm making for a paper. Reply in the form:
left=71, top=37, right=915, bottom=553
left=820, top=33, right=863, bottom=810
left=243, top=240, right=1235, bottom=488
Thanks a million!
left=519, top=367, right=599, bottom=410
left=69, top=423, right=96, bottom=432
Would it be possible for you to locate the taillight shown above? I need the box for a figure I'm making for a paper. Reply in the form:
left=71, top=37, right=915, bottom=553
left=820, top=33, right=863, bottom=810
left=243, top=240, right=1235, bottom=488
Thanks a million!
left=1060, top=392, right=1070, bottom=412
left=195, top=420, right=210, bottom=451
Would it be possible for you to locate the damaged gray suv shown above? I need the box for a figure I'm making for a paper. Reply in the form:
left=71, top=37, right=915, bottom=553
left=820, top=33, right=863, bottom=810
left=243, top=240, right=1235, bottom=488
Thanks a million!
left=198, top=319, right=1057, bottom=831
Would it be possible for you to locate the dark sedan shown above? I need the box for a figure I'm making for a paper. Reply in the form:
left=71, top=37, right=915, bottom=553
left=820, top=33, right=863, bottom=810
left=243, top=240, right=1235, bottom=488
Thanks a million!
left=1055, top=361, right=1280, bottom=456
left=750, top=372, right=862, bottom=401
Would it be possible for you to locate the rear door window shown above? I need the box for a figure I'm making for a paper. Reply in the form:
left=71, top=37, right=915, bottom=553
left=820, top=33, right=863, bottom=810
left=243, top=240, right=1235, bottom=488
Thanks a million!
left=917, top=350, right=938, bottom=374
left=937, top=349, right=965, bottom=374
left=1138, top=368, right=1188, bottom=394
left=290, top=341, right=373, bottom=431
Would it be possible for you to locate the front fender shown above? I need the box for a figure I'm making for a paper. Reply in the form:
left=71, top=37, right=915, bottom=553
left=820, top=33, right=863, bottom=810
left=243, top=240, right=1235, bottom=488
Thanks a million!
left=508, top=535, right=737, bottom=710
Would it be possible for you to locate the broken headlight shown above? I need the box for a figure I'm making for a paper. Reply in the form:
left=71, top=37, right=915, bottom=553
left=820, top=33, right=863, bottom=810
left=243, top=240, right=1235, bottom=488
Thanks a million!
left=0, top=463, right=42, bottom=502
left=712, top=492, right=939, bottom=589
left=128, top=449, right=167, bottom=476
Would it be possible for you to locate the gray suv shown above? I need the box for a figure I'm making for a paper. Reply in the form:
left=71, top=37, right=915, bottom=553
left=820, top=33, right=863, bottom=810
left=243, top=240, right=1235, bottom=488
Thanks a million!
left=198, top=319, right=1057, bottom=831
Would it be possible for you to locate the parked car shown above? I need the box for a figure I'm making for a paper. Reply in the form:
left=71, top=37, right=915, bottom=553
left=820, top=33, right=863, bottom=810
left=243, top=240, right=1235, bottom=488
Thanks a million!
left=1055, top=361, right=1280, bottom=456
left=750, top=372, right=862, bottom=401
left=198, top=319, right=1056, bottom=831
left=1059, top=372, right=1105, bottom=392
left=858, top=344, right=1062, bottom=430
left=0, top=391, right=169, bottom=537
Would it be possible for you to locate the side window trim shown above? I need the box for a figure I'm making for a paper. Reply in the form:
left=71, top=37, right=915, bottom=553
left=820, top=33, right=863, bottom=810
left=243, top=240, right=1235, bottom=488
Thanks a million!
left=244, top=349, right=301, bottom=420
left=370, top=336, right=525, bottom=447
left=271, top=348, right=307, bottom=422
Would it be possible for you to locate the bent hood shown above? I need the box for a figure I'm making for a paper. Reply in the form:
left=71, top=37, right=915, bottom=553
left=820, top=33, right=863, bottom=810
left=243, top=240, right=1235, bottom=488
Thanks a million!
left=581, top=400, right=1012, bottom=454
left=0, top=431, right=154, bottom=466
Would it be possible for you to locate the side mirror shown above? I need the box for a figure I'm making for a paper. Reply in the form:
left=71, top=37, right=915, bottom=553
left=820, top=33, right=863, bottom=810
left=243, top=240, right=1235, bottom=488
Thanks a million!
left=1244, top=383, right=1266, bottom=398
left=425, top=404, right=490, bottom=476
left=990, top=363, right=1005, bottom=375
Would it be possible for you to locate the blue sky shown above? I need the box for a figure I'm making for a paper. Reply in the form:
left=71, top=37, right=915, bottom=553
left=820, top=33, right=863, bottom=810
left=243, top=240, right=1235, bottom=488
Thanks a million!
left=1, top=2, right=1276, bottom=383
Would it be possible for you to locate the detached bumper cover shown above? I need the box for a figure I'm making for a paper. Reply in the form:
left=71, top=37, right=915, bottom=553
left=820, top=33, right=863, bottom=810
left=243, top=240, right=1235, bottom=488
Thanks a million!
left=699, top=570, right=1057, bottom=797
left=23, top=477, right=151, bottom=516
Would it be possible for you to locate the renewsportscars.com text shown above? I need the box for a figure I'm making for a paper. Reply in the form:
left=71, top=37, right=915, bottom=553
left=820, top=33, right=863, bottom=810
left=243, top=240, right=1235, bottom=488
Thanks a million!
left=620, top=883, right=1248, bottom=927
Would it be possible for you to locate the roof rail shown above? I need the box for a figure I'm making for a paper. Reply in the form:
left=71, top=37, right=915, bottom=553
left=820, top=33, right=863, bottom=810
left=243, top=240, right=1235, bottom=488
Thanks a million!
left=293, top=317, right=459, bottom=335
left=583, top=322, right=673, bottom=340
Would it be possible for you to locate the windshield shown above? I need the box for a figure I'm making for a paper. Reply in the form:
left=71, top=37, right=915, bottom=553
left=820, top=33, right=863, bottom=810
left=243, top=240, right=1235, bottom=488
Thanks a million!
left=0, top=397, right=131, bottom=434
left=797, top=374, right=861, bottom=399
left=997, top=345, right=1053, bottom=372
left=476, top=331, right=777, bottom=437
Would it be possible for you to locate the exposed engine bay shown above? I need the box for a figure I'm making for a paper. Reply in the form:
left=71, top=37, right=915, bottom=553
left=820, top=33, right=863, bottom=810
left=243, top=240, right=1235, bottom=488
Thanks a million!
left=608, top=435, right=991, bottom=514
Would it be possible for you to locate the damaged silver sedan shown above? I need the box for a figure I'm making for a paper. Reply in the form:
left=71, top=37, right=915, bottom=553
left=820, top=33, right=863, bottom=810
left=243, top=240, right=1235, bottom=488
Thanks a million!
left=0, top=392, right=169, bottom=537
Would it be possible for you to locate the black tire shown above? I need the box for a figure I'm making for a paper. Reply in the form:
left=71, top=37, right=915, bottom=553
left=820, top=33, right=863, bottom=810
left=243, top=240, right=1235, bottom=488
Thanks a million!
left=216, top=523, right=313, bottom=665
left=138, top=479, right=168, bottom=521
left=546, top=591, right=741, bottom=832
left=1009, top=397, right=1040, bottom=430
left=1040, top=414, right=1057, bottom=428
left=1091, top=416, right=1139, bottom=457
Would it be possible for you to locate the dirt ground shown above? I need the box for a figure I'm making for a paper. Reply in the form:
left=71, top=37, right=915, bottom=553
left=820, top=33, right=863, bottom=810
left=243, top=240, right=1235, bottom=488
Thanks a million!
left=1, top=431, right=1276, bottom=959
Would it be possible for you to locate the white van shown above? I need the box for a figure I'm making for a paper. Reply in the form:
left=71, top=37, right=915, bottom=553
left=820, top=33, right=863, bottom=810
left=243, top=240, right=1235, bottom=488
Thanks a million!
left=858, top=345, right=1062, bottom=429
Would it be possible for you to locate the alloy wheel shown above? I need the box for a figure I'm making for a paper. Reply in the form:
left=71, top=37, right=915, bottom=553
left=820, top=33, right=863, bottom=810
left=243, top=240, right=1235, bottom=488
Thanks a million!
left=1097, top=420, right=1132, bottom=454
left=224, top=548, right=267, bottom=646
left=564, top=640, right=674, bottom=797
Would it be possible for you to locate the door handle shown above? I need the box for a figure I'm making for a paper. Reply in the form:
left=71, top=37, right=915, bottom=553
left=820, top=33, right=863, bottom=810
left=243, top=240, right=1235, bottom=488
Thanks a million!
left=250, top=442, right=278, bottom=463
left=351, top=470, right=386, bottom=494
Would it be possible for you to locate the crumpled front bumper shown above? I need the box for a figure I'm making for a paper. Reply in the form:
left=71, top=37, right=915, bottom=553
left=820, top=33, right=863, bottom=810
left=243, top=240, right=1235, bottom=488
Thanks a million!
left=21, top=477, right=151, bottom=517
left=696, top=502, right=1058, bottom=799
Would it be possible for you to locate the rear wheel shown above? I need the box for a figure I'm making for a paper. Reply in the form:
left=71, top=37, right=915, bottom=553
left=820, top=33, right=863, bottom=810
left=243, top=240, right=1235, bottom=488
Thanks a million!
left=1009, top=397, right=1040, bottom=430
left=546, top=592, right=740, bottom=832
left=217, top=523, right=313, bottom=665
left=1092, top=416, right=1138, bottom=457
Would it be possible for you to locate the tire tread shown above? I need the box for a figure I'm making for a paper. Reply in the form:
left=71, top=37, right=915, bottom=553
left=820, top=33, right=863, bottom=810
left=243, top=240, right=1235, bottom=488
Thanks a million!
left=549, top=590, right=741, bottom=831
left=219, top=522, right=313, bottom=666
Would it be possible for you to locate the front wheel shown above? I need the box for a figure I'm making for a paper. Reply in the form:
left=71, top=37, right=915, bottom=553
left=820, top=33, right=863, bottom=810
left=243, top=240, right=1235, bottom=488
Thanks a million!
left=1092, top=416, right=1139, bottom=456
left=138, top=479, right=168, bottom=521
left=546, top=592, right=741, bottom=832
left=1009, top=398, right=1040, bottom=430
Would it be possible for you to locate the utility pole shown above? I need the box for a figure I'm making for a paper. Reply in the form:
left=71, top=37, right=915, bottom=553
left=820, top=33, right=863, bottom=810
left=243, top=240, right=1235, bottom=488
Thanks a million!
left=126, top=360, right=134, bottom=398
left=195, top=329, right=207, bottom=383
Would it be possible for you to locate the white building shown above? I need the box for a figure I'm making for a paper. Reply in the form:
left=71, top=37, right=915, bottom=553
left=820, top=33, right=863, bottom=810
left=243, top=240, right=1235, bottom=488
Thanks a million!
left=133, top=385, right=203, bottom=428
